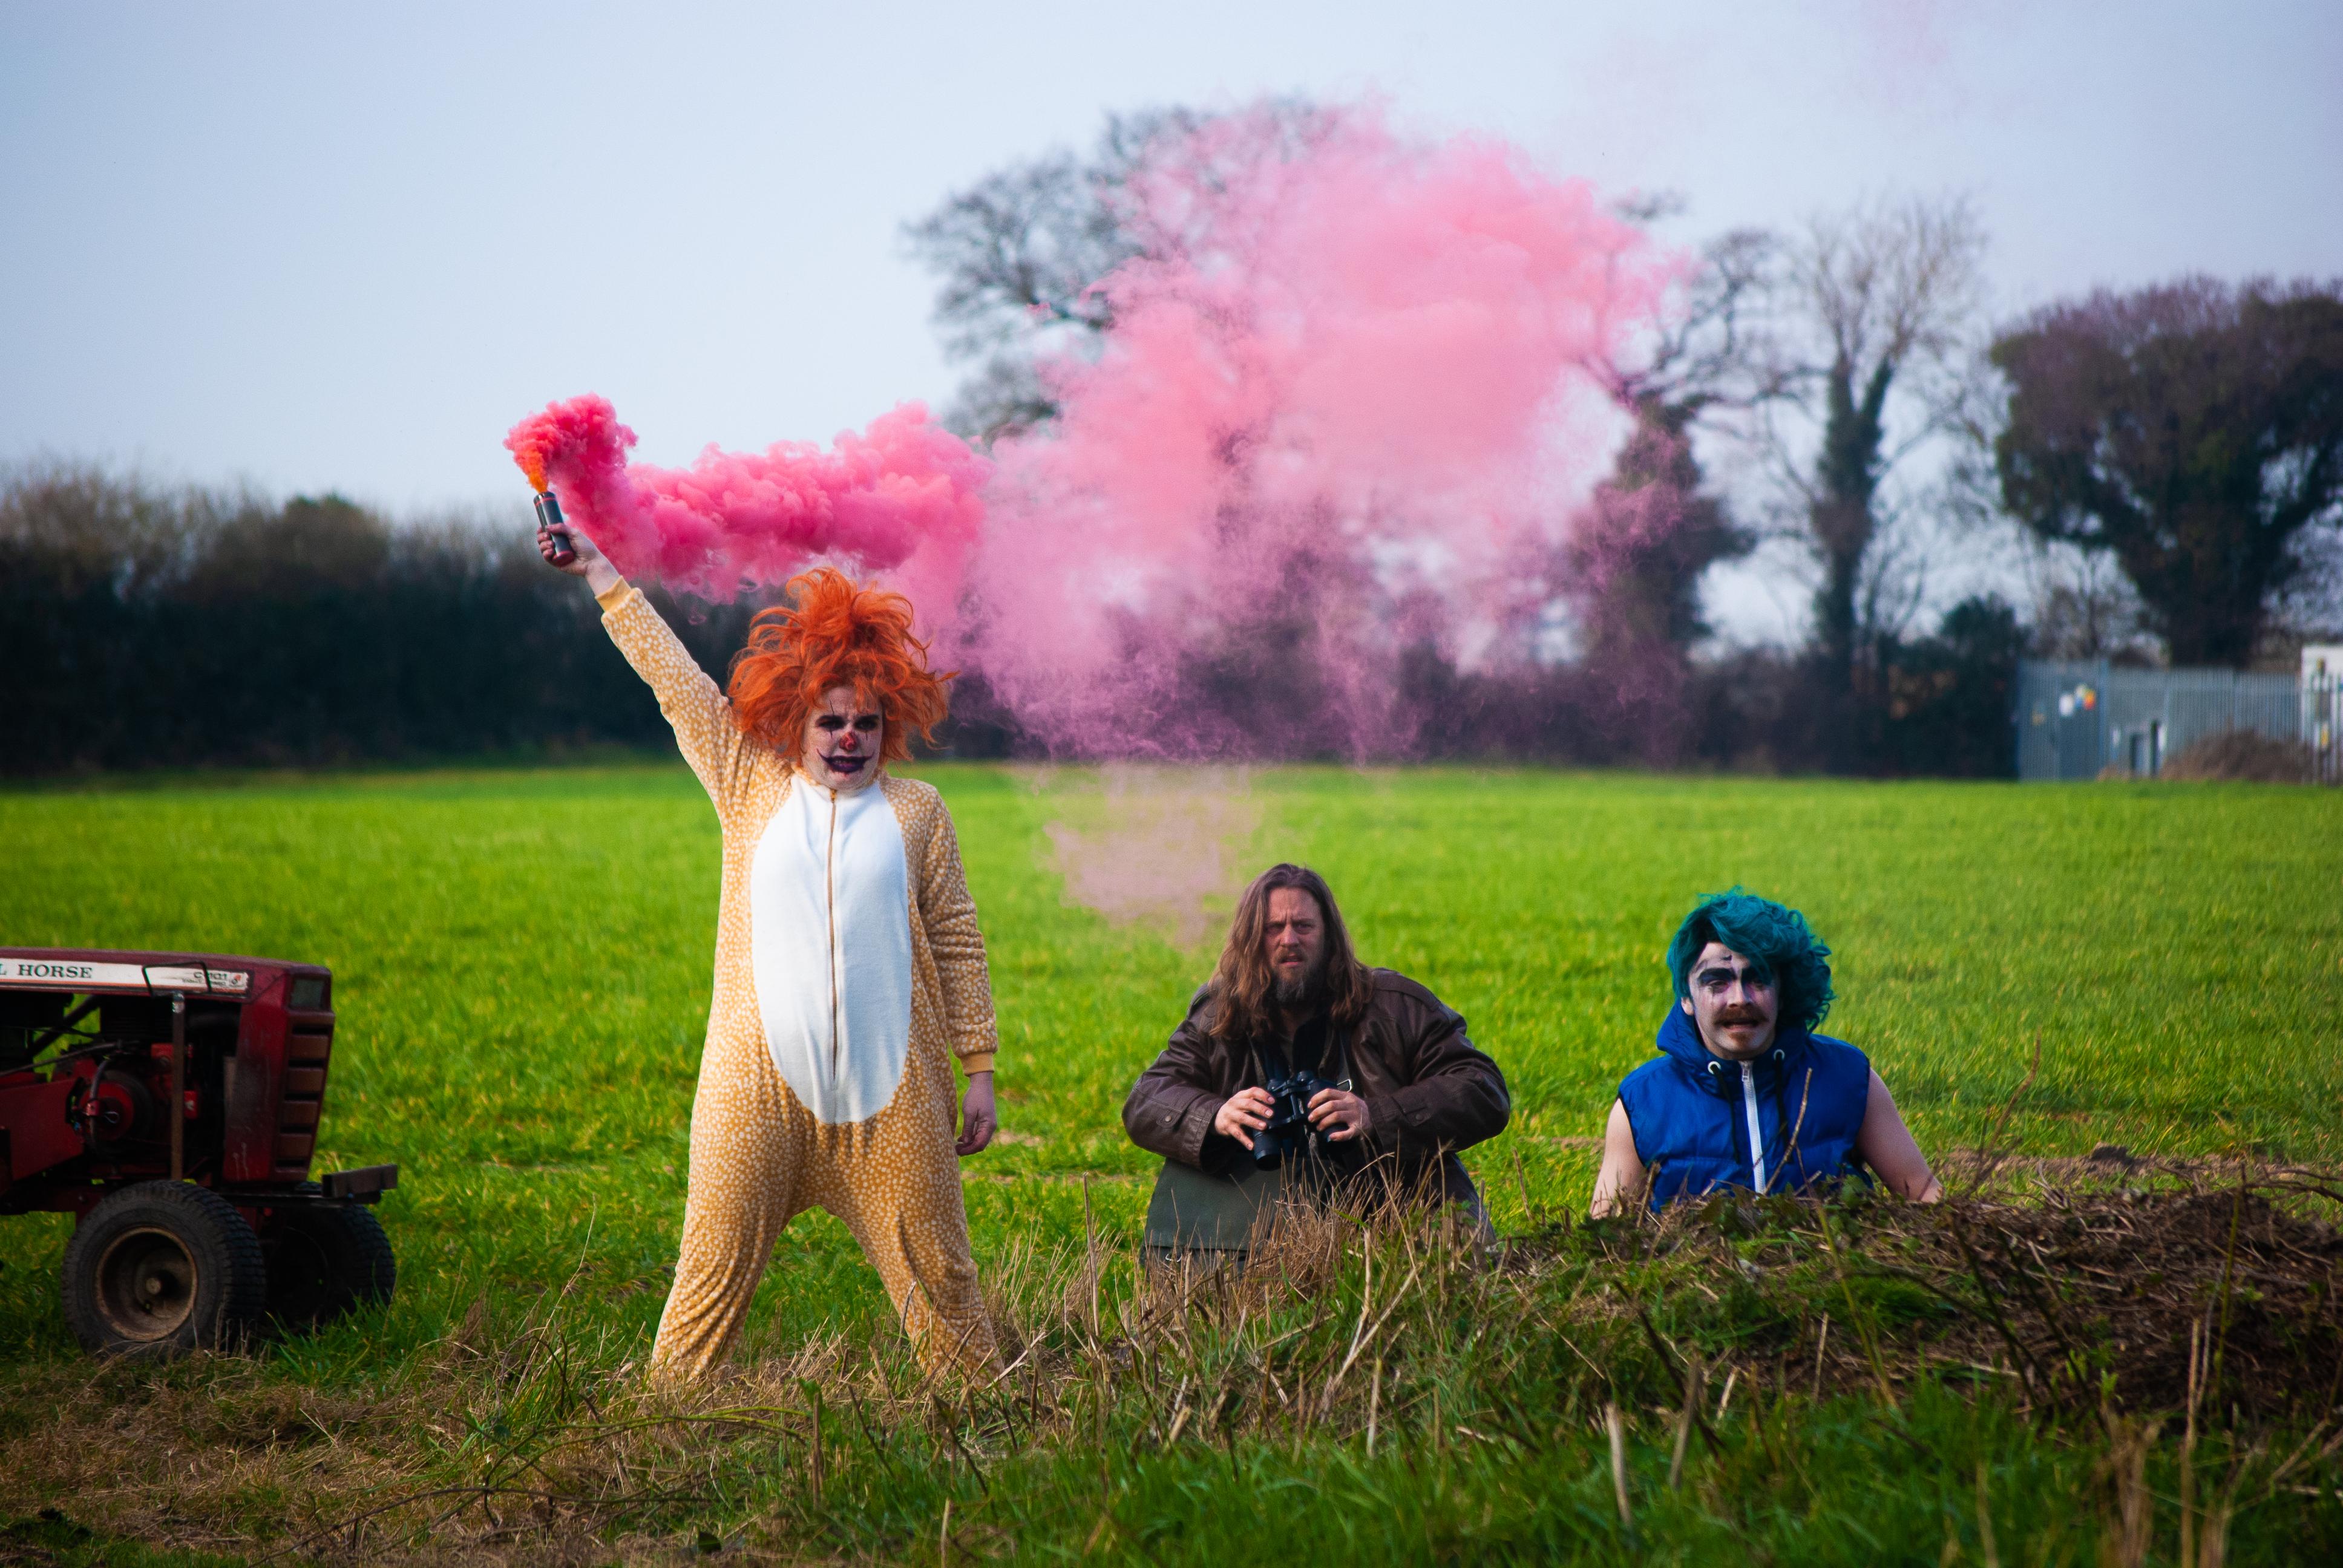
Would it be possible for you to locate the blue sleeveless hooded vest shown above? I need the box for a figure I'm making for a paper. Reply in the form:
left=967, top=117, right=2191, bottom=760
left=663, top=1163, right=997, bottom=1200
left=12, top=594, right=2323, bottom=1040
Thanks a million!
left=1616, top=1007, right=1870, bottom=1209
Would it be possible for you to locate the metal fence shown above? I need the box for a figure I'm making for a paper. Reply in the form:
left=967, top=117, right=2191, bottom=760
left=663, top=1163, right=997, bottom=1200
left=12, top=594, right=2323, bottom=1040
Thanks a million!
left=2015, top=659, right=2336, bottom=782
left=2306, top=657, right=2343, bottom=785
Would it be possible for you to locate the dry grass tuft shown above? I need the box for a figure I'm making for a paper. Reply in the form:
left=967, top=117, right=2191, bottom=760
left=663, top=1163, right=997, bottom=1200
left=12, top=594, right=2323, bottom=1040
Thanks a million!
left=1, top=1165, right=2336, bottom=1564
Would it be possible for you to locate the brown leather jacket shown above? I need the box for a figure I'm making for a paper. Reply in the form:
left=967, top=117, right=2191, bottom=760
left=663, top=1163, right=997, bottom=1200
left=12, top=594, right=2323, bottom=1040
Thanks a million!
left=1121, top=969, right=1510, bottom=1201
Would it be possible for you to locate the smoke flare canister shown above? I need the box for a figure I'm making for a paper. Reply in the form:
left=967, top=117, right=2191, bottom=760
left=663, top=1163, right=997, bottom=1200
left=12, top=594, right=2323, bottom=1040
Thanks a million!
left=534, top=489, right=577, bottom=567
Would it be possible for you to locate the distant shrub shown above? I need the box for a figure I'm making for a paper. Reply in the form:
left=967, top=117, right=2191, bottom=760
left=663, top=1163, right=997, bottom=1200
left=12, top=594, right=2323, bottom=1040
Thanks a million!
left=0, top=461, right=761, bottom=773
left=2, top=461, right=2037, bottom=777
left=2158, top=728, right=2315, bottom=783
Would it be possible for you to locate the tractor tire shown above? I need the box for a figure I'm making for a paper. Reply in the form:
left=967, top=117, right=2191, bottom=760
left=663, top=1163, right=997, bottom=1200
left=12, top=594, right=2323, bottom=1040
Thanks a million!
left=61, top=1181, right=268, bottom=1357
left=263, top=1186, right=396, bottom=1330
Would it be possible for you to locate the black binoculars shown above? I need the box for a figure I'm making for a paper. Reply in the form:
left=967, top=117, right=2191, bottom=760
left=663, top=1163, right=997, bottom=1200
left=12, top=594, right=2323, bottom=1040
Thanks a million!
left=1249, top=1067, right=1344, bottom=1170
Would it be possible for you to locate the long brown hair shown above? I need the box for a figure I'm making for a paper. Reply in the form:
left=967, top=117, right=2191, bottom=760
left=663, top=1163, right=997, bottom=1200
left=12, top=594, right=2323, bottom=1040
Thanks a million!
left=1207, top=864, right=1374, bottom=1047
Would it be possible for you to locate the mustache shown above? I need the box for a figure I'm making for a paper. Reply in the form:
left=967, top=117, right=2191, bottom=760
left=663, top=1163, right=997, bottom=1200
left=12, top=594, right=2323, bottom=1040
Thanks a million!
left=1712, top=1005, right=1770, bottom=1026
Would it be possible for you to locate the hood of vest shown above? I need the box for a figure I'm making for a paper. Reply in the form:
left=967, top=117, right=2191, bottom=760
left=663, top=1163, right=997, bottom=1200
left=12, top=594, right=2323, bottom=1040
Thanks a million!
left=1654, top=1005, right=1818, bottom=1097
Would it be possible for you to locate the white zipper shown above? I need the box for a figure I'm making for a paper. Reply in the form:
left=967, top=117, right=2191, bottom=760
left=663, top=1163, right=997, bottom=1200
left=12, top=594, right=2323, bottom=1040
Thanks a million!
left=1740, top=1061, right=1768, bottom=1194
left=824, top=788, right=840, bottom=1076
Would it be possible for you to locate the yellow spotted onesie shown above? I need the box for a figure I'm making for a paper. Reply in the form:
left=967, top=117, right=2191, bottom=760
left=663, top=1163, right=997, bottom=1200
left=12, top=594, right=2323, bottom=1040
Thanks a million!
left=595, top=578, right=1000, bottom=1382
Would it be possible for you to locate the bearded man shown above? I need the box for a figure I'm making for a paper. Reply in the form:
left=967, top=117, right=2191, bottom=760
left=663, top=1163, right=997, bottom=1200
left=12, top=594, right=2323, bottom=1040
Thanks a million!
left=1123, top=864, right=1510, bottom=1250
left=1591, top=889, right=1941, bottom=1216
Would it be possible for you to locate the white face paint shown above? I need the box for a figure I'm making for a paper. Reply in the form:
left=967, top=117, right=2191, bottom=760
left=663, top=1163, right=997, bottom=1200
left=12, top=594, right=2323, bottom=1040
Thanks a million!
left=1679, top=940, right=1781, bottom=1059
left=800, top=684, right=884, bottom=793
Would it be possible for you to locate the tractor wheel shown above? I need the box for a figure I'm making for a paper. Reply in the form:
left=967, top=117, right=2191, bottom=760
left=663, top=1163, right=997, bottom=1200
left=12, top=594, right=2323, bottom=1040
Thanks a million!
left=62, top=1181, right=268, bottom=1357
left=263, top=1186, right=396, bottom=1330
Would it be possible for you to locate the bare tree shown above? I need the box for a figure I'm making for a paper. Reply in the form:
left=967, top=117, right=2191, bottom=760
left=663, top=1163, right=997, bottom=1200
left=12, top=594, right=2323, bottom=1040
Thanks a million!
left=1562, top=214, right=1777, bottom=753
left=902, top=102, right=1333, bottom=443
left=1740, top=196, right=1988, bottom=761
left=2016, top=540, right=2157, bottom=662
left=1590, top=214, right=1783, bottom=433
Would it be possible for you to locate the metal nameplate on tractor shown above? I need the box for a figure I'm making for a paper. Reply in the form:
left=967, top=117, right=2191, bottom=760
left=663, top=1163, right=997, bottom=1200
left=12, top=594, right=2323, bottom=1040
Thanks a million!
left=0, top=958, right=151, bottom=990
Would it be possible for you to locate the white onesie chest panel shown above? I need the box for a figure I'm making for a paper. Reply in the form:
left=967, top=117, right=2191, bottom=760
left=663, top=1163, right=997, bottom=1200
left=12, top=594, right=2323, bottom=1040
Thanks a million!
left=747, top=780, right=914, bottom=1125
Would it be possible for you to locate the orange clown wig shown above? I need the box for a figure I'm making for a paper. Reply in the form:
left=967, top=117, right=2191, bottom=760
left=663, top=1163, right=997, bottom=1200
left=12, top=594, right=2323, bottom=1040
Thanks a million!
left=725, top=567, right=952, bottom=761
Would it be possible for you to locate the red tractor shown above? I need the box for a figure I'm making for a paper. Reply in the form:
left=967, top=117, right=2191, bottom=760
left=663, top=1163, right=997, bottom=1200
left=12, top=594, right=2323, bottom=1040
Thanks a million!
left=0, top=948, right=398, bottom=1356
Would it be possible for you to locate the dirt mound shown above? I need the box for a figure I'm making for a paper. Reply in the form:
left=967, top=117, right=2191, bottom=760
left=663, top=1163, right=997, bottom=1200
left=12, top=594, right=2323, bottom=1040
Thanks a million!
left=1580, top=1165, right=2343, bottom=1420
left=1891, top=1181, right=2343, bottom=1416
left=2159, top=728, right=2316, bottom=783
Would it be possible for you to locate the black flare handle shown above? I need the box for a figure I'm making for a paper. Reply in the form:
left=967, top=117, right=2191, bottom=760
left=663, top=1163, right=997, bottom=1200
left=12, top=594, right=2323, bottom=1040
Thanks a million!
left=534, top=490, right=577, bottom=568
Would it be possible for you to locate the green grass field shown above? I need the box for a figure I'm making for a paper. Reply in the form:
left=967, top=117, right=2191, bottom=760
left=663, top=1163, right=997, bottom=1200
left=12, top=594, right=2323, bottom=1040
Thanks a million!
left=2, top=763, right=2339, bottom=1564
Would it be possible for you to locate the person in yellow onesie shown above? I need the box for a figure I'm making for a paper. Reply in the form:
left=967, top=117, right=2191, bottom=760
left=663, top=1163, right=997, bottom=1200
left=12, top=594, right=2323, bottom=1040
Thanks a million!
left=545, top=520, right=1000, bottom=1383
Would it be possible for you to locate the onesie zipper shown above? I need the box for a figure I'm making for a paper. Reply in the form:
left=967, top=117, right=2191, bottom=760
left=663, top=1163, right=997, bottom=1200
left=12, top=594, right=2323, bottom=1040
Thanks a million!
left=825, top=788, right=840, bottom=1074
left=1740, top=1061, right=1768, bottom=1194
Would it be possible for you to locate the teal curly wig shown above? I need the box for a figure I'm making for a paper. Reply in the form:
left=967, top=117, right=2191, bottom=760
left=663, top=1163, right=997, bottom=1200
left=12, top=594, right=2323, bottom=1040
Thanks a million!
left=1665, top=890, right=1835, bottom=1033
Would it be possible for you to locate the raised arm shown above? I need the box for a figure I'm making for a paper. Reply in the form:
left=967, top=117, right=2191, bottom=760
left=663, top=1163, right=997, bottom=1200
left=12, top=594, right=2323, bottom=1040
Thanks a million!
left=544, top=520, right=752, bottom=806
left=1855, top=1069, right=1942, bottom=1203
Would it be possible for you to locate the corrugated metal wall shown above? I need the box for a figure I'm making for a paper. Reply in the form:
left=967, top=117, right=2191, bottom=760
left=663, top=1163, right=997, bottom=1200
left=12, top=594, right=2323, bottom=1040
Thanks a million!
left=2015, top=661, right=2313, bottom=781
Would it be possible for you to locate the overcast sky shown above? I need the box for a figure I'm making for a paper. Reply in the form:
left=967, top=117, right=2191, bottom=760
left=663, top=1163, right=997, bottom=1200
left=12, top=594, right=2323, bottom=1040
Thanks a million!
left=4, top=1, right=2338, bottom=638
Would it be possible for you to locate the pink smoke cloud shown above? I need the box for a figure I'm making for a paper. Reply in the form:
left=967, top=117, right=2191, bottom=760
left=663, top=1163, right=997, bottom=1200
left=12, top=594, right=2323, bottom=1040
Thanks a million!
left=500, top=105, right=1686, bottom=759
left=502, top=393, right=988, bottom=616
left=956, top=106, right=1671, bottom=755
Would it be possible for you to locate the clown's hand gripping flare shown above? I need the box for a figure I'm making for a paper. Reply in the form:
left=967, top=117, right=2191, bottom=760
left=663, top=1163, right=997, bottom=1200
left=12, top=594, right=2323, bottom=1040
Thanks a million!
left=540, top=523, right=1001, bottom=1383
left=531, top=487, right=575, bottom=569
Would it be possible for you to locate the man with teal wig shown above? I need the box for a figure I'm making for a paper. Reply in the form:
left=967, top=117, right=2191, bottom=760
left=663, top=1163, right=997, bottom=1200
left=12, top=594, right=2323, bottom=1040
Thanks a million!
left=1591, top=890, right=1940, bottom=1215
